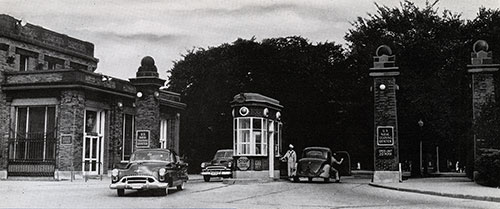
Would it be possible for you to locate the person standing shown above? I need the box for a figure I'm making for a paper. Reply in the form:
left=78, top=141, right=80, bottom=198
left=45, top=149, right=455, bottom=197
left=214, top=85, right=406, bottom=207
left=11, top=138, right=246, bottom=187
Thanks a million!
left=281, top=144, right=297, bottom=179
left=331, top=153, right=344, bottom=183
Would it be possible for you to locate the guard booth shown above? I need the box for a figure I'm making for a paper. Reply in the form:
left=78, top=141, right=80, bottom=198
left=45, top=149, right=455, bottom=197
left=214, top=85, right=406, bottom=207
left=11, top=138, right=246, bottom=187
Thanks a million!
left=231, top=93, right=283, bottom=179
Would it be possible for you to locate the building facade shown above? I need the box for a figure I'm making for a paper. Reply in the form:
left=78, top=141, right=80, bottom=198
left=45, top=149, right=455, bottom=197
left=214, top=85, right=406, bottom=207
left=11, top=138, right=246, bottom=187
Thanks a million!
left=0, top=14, right=185, bottom=180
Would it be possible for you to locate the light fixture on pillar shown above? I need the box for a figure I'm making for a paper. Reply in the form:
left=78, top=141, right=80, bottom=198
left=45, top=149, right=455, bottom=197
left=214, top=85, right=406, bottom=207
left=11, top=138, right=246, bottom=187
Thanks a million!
left=136, top=91, right=143, bottom=98
left=263, top=108, right=269, bottom=117
left=154, top=91, right=160, bottom=98
left=276, top=112, right=281, bottom=120
left=379, top=84, right=386, bottom=90
left=117, top=101, right=123, bottom=109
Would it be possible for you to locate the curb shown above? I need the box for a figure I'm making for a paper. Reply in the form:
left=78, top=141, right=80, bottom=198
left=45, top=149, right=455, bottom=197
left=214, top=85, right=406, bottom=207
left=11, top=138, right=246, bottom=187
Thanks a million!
left=369, top=183, right=500, bottom=203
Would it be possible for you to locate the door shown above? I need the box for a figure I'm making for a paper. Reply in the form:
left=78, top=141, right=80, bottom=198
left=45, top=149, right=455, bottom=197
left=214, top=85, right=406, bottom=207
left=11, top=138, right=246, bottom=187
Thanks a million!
left=83, top=110, right=105, bottom=175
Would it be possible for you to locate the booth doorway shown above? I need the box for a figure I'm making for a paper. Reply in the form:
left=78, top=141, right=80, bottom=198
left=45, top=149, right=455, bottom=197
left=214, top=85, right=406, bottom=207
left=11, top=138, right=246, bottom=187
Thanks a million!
left=83, top=109, right=105, bottom=175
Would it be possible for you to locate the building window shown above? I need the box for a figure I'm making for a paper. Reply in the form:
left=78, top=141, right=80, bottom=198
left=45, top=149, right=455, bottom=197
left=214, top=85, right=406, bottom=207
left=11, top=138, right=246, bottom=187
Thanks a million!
left=160, top=119, right=168, bottom=149
left=45, top=55, right=65, bottom=70
left=234, top=117, right=268, bottom=156
left=16, top=48, right=38, bottom=71
left=19, top=54, right=29, bottom=71
left=122, top=114, right=134, bottom=161
left=70, top=62, right=87, bottom=71
left=10, top=106, right=56, bottom=161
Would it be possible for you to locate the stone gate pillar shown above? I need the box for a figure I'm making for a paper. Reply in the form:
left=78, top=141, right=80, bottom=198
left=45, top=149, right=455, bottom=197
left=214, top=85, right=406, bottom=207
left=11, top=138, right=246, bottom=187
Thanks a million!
left=130, top=56, right=165, bottom=149
left=468, top=40, right=499, bottom=170
left=370, top=45, right=400, bottom=183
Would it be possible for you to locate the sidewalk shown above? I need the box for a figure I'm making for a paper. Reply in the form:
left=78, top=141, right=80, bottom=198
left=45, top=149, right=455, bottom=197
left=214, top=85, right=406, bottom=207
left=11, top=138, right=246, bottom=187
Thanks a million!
left=370, top=176, right=500, bottom=203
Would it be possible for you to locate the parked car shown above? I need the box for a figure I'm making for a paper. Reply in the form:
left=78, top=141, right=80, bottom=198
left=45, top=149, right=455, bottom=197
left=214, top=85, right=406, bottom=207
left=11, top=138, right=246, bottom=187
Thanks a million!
left=109, top=148, right=189, bottom=196
left=200, top=149, right=233, bottom=182
left=294, top=147, right=340, bottom=182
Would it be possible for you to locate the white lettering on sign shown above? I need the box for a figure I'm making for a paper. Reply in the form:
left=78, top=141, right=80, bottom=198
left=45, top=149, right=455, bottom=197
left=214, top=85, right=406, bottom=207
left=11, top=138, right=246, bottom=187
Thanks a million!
left=377, top=126, right=394, bottom=146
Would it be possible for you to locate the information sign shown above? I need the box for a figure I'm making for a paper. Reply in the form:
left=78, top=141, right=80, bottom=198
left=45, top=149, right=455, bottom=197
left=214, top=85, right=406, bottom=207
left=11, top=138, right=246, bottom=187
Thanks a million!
left=377, top=126, right=394, bottom=146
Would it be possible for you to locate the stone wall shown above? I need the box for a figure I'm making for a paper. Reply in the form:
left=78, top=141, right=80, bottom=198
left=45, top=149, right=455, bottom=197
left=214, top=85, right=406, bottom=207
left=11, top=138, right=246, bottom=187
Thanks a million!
left=135, top=87, right=161, bottom=149
left=57, top=90, right=85, bottom=172
left=373, top=77, right=399, bottom=171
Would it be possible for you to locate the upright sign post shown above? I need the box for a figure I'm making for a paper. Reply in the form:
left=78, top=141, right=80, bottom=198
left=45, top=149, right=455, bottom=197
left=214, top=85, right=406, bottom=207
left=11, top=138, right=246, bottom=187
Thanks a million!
left=370, top=45, right=401, bottom=183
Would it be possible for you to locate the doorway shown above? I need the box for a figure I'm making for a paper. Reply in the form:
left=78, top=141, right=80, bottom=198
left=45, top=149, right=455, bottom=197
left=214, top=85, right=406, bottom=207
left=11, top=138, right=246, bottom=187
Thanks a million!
left=83, top=109, right=105, bottom=175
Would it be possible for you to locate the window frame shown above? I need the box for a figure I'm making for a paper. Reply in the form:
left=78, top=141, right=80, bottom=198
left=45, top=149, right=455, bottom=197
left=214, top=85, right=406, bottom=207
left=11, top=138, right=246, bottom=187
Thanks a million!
left=122, top=114, right=135, bottom=162
left=234, top=117, right=268, bottom=156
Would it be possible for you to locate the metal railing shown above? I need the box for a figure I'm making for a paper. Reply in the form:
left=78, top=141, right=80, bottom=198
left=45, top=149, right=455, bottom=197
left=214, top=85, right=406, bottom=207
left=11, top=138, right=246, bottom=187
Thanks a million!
left=7, top=132, right=56, bottom=176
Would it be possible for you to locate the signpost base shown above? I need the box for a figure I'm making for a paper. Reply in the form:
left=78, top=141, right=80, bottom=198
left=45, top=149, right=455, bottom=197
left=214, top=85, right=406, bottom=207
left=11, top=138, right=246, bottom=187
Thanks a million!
left=373, top=171, right=401, bottom=183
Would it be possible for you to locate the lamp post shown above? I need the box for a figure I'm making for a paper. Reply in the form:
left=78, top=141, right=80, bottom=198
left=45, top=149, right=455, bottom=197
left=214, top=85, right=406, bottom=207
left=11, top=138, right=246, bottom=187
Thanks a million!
left=418, top=119, right=424, bottom=177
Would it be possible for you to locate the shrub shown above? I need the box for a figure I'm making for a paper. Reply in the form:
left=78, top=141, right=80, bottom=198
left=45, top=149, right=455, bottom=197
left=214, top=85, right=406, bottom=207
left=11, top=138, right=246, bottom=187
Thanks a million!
left=474, top=152, right=500, bottom=187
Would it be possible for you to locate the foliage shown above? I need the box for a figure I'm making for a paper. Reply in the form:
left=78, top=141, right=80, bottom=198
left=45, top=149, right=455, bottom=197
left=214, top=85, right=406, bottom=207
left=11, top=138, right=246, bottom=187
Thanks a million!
left=344, top=0, right=500, bottom=171
left=167, top=0, right=500, bottom=173
left=167, top=36, right=348, bottom=172
left=474, top=152, right=500, bottom=187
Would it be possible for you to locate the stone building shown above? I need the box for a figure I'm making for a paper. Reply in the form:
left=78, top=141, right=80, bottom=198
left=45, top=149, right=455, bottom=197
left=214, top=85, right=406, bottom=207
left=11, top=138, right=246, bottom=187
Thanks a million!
left=0, top=14, right=185, bottom=180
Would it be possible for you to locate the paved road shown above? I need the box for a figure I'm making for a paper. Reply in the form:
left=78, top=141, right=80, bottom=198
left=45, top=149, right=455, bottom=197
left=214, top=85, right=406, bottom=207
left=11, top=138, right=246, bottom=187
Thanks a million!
left=1, top=176, right=500, bottom=208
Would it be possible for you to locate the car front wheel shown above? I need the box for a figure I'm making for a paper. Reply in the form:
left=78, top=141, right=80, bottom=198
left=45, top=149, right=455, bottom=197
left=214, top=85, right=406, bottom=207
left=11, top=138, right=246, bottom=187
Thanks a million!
left=177, top=181, right=185, bottom=190
left=117, top=189, right=125, bottom=196
left=158, top=188, right=168, bottom=196
left=203, top=176, right=210, bottom=182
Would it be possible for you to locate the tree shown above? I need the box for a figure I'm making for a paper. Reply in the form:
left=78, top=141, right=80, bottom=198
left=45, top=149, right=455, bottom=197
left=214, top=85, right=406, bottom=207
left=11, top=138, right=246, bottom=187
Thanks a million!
left=167, top=36, right=347, bottom=173
left=345, top=0, right=500, bottom=172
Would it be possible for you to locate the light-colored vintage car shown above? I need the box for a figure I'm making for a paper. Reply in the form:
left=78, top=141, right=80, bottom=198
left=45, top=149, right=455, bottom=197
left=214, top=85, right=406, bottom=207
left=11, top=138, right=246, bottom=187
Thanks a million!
left=200, top=149, right=233, bottom=182
left=294, top=147, right=341, bottom=182
left=109, top=148, right=188, bottom=196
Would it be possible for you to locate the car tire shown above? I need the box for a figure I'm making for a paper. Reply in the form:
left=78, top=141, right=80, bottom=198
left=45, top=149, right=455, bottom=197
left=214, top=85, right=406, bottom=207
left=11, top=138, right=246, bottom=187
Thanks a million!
left=158, top=188, right=168, bottom=196
left=308, top=177, right=313, bottom=182
left=177, top=181, right=185, bottom=190
left=203, top=175, right=210, bottom=182
left=117, top=189, right=125, bottom=197
left=324, top=177, right=330, bottom=182
left=293, top=176, right=300, bottom=182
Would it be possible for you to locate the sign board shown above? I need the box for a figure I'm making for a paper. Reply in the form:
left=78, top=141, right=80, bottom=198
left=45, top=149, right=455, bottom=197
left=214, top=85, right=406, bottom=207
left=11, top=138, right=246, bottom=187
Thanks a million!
left=60, top=134, right=73, bottom=145
left=377, top=126, right=394, bottom=146
left=136, top=130, right=150, bottom=148
left=376, top=148, right=394, bottom=159
left=237, top=156, right=250, bottom=171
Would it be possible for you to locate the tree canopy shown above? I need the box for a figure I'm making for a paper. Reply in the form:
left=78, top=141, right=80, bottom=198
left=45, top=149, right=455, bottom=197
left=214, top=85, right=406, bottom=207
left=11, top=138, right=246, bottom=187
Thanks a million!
left=167, top=1, right=500, bottom=173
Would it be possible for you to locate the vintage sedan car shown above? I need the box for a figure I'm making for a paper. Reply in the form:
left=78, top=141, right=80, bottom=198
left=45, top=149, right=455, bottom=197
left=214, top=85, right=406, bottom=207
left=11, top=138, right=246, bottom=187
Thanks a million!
left=294, top=147, right=340, bottom=182
left=109, top=148, right=189, bottom=196
left=200, top=149, right=233, bottom=182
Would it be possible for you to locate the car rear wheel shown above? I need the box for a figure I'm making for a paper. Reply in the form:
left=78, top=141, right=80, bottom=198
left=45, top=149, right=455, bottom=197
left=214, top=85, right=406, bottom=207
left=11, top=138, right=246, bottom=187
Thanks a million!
left=177, top=181, right=185, bottom=190
left=117, top=189, right=125, bottom=197
left=203, top=176, right=210, bottom=182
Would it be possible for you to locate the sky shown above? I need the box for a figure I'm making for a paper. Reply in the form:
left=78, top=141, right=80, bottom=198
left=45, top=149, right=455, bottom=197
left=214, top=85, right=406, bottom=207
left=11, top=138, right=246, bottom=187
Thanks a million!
left=1, top=0, right=499, bottom=81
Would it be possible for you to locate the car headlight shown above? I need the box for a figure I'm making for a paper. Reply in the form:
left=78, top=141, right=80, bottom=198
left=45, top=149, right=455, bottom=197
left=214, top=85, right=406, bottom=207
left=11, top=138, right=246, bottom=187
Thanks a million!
left=112, top=169, right=119, bottom=177
left=159, top=168, right=166, bottom=176
left=201, top=162, right=206, bottom=168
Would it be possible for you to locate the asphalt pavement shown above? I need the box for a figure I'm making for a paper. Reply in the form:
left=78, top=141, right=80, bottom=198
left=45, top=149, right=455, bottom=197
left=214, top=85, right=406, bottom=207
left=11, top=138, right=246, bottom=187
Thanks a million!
left=369, top=175, right=500, bottom=203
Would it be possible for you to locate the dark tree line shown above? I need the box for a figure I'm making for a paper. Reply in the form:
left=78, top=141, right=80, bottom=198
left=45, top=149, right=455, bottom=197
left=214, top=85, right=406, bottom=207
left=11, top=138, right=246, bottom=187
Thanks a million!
left=167, top=1, right=500, bottom=173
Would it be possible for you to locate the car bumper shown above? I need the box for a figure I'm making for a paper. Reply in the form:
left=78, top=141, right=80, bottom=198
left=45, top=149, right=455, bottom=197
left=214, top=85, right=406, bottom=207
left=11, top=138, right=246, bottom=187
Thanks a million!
left=109, top=176, right=169, bottom=190
left=201, top=170, right=232, bottom=176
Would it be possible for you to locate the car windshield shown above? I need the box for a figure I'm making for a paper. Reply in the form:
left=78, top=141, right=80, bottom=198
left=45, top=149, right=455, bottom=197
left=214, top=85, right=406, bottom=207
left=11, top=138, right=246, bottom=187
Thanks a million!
left=130, top=150, right=172, bottom=162
left=304, top=150, right=328, bottom=159
left=214, top=150, right=233, bottom=159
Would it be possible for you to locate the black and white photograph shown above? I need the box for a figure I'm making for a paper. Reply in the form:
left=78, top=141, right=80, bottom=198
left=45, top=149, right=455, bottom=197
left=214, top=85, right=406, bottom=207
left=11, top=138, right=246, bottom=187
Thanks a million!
left=1, top=0, right=500, bottom=208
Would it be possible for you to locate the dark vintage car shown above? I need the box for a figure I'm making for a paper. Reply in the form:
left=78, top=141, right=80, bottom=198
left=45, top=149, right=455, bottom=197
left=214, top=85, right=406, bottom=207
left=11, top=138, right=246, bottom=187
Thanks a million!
left=109, top=148, right=189, bottom=196
left=200, top=149, right=233, bottom=182
left=294, top=147, right=340, bottom=182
